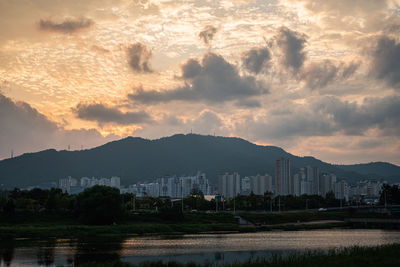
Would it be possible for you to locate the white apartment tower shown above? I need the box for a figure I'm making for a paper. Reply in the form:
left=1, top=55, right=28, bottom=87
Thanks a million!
left=218, top=172, right=240, bottom=199
left=110, top=176, right=121, bottom=189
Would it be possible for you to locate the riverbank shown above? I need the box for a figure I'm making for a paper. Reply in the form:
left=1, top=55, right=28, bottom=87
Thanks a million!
left=0, top=211, right=398, bottom=239
left=57, top=243, right=400, bottom=267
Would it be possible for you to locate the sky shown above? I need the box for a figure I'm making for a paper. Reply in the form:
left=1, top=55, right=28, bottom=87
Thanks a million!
left=0, top=0, right=400, bottom=165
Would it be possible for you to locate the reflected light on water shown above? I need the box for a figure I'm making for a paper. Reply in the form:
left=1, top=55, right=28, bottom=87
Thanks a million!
left=120, top=230, right=400, bottom=257
left=2, top=229, right=400, bottom=266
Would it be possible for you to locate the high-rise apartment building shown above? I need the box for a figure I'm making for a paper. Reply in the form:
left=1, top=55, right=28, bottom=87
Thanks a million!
left=251, top=174, right=273, bottom=195
left=110, top=176, right=121, bottom=189
left=320, top=173, right=336, bottom=197
left=218, top=172, right=240, bottom=199
left=275, top=158, right=290, bottom=196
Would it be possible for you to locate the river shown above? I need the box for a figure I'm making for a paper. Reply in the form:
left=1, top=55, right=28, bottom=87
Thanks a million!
left=1, top=229, right=400, bottom=266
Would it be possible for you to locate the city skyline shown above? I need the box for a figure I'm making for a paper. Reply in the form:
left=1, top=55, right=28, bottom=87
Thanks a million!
left=0, top=1, right=399, bottom=165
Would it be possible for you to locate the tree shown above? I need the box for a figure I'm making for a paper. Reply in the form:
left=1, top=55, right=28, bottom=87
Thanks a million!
left=380, top=184, right=400, bottom=205
left=4, top=198, right=15, bottom=214
left=190, top=188, right=204, bottom=199
left=75, top=186, right=123, bottom=224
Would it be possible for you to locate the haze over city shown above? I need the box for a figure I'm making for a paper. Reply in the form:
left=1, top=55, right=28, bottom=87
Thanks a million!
left=1, top=0, right=400, bottom=165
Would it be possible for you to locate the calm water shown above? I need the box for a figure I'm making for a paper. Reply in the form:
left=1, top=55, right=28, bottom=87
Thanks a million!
left=2, top=229, right=400, bottom=266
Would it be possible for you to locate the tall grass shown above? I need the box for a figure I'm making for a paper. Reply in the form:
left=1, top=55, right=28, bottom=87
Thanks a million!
left=57, top=244, right=400, bottom=267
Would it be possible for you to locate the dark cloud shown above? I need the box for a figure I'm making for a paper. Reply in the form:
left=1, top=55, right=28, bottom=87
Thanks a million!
left=181, top=58, right=202, bottom=79
left=236, top=108, right=334, bottom=139
left=300, top=60, right=359, bottom=90
left=39, top=17, right=94, bottom=33
left=340, top=61, right=360, bottom=79
left=370, top=36, right=400, bottom=88
left=0, top=93, right=116, bottom=159
left=199, top=25, right=218, bottom=45
left=275, top=27, right=307, bottom=72
left=242, top=47, right=271, bottom=74
left=128, top=52, right=268, bottom=105
left=235, top=95, right=400, bottom=139
left=127, top=43, right=153, bottom=73
left=234, top=98, right=262, bottom=108
left=74, top=103, right=152, bottom=125
left=316, top=95, right=400, bottom=136
left=300, top=60, right=339, bottom=89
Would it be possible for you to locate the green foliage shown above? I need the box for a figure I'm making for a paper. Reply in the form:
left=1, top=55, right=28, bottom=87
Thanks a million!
left=380, top=184, right=400, bottom=205
left=75, top=186, right=124, bottom=225
left=4, top=198, right=15, bottom=214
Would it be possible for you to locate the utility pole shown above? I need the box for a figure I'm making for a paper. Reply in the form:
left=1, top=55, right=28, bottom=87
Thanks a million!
left=233, top=197, right=236, bottom=214
left=181, top=179, right=184, bottom=213
left=270, top=198, right=272, bottom=212
left=384, top=190, right=387, bottom=209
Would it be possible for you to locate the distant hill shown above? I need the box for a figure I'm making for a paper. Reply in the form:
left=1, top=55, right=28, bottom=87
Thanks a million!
left=337, top=162, right=400, bottom=181
left=0, top=134, right=399, bottom=188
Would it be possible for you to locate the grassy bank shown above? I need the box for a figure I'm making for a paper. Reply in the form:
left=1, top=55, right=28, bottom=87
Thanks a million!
left=238, top=210, right=397, bottom=225
left=0, top=222, right=240, bottom=239
left=0, top=212, right=240, bottom=238
left=56, top=244, right=400, bottom=267
left=0, top=210, right=397, bottom=238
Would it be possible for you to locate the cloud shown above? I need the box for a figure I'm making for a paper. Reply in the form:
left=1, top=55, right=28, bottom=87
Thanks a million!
left=74, top=103, right=153, bottom=125
left=181, top=58, right=202, bottom=79
left=127, top=0, right=160, bottom=17
left=340, top=61, right=360, bottom=79
left=300, top=60, right=339, bottom=89
left=128, top=52, right=268, bottom=105
left=275, top=27, right=307, bottom=72
left=191, top=110, right=225, bottom=135
left=299, top=60, right=359, bottom=89
left=127, top=43, right=153, bottom=73
left=133, top=110, right=229, bottom=138
left=199, top=25, right=218, bottom=45
left=39, top=17, right=94, bottom=33
left=0, top=93, right=117, bottom=159
left=241, top=47, right=271, bottom=74
left=369, top=36, right=400, bottom=88
left=284, top=0, right=392, bottom=33
left=234, top=95, right=400, bottom=140
left=315, top=95, right=400, bottom=136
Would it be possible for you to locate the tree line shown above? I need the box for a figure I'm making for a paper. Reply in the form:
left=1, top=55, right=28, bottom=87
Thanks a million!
left=1, top=184, right=399, bottom=224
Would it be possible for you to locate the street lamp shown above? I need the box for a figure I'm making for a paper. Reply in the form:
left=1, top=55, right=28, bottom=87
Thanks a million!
left=181, top=179, right=184, bottom=213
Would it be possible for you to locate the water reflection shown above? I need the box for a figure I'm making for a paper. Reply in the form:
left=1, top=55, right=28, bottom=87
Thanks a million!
left=0, top=238, right=15, bottom=267
left=36, top=240, right=55, bottom=266
left=1, top=230, right=400, bottom=266
left=73, top=237, right=123, bottom=265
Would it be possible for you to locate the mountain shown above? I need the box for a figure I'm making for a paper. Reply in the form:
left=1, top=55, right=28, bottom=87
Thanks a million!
left=337, top=162, right=400, bottom=180
left=0, top=134, right=399, bottom=188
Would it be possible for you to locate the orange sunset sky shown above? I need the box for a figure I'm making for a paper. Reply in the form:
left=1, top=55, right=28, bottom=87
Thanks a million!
left=1, top=0, right=400, bottom=165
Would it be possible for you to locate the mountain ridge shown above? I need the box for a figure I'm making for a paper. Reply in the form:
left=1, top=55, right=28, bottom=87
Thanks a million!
left=0, top=134, right=399, bottom=188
